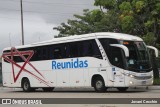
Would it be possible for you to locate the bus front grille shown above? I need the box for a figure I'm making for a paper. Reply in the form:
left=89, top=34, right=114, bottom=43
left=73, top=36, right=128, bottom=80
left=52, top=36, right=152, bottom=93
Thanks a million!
left=134, top=76, right=152, bottom=80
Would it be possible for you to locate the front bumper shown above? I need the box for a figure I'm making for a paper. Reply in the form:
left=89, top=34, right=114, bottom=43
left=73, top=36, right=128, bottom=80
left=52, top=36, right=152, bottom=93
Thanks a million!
left=124, top=71, right=153, bottom=87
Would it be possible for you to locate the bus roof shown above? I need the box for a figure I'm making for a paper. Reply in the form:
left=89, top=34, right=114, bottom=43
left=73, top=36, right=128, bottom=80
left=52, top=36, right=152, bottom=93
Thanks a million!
left=3, top=32, right=143, bottom=51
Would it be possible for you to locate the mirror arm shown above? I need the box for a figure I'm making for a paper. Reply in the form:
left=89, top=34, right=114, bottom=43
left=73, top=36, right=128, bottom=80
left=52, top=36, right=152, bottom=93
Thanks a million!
left=147, top=46, right=158, bottom=57
left=110, top=44, right=129, bottom=57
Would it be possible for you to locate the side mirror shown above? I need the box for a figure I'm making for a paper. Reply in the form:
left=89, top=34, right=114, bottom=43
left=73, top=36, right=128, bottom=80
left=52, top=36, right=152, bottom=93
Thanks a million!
left=110, top=44, right=129, bottom=57
left=147, top=46, right=158, bottom=57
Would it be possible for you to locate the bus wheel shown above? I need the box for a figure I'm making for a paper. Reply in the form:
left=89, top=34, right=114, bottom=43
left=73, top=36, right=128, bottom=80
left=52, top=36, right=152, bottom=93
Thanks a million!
left=22, top=78, right=32, bottom=92
left=42, top=88, right=54, bottom=92
left=93, top=77, right=106, bottom=92
left=117, top=87, right=128, bottom=92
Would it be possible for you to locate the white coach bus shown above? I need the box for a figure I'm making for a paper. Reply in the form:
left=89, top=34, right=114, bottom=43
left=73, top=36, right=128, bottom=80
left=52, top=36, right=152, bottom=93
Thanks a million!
left=2, top=32, right=158, bottom=92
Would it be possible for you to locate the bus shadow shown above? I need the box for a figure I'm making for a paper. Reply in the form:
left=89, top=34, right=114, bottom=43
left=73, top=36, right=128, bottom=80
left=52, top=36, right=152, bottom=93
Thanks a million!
left=8, top=88, right=148, bottom=93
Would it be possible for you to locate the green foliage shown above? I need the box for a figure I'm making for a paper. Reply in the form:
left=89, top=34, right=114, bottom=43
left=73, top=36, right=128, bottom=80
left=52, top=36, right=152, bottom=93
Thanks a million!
left=135, top=1, right=145, bottom=13
left=54, top=0, right=160, bottom=49
left=153, top=78, right=160, bottom=85
left=53, top=0, right=160, bottom=79
left=157, top=57, right=160, bottom=68
left=145, top=20, right=154, bottom=28
left=53, top=9, right=120, bottom=37
left=94, top=0, right=116, bottom=9
left=143, top=32, right=155, bottom=45
left=155, top=3, right=160, bottom=12
left=53, top=9, right=101, bottom=37
left=119, top=2, right=132, bottom=11
left=121, top=16, right=134, bottom=32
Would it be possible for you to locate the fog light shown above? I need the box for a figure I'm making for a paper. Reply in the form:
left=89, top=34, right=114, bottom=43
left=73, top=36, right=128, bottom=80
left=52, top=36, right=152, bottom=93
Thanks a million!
left=130, top=81, right=133, bottom=84
left=152, top=80, right=153, bottom=84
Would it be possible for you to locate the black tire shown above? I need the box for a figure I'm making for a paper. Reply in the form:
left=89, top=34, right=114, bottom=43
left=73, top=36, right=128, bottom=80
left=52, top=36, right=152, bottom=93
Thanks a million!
left=42, top=87, right=54, bottom=92
left=117, top=87, right=128, bottom=92
left=93, top=77, right=106, bottom=92
left=22, top=78, right=32, bottom=92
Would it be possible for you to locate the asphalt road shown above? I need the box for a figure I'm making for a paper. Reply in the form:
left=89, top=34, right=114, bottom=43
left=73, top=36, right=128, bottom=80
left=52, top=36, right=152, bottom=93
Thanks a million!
left=0, top=87, right=160, bottom=107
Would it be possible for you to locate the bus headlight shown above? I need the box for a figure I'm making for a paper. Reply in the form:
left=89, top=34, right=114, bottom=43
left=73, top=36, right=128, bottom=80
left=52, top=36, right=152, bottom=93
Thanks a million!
left=130, top=74, right=134, bottom=78
left=151, top=74, right=154, bottom=78
left=124, top=73, right=135, bottom=78
left=130, top=81, right=133, bottom=84
left=152, top=80, right=153, bottom=84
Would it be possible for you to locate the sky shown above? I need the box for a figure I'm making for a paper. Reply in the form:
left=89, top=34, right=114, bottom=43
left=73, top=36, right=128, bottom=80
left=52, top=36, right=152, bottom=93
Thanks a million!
left=0, top=0, right=97, bottom=54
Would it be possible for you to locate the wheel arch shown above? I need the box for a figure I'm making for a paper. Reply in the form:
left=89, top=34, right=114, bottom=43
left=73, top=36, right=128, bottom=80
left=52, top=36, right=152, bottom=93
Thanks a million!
left=21, top=77, right=29, bottom=87
left=91, top=74, right=105, bottom=87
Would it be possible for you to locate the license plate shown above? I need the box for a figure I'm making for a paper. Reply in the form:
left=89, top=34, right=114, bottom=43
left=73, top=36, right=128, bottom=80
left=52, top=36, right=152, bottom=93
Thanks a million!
left=142, top=81, right=146, bottom=84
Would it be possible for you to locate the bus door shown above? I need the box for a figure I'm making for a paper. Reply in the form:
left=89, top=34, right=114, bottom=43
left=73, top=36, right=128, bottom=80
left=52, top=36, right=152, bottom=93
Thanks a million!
left=99, top=38, right=125, bottom=87
left=110, top=47, right=125, bottom=86
left=112, top=67, right=125, bottom=86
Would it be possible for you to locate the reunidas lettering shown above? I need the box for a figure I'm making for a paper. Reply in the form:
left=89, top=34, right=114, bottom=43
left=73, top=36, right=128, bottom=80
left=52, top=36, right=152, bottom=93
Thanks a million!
left=52, top=58, right=88, bottom=70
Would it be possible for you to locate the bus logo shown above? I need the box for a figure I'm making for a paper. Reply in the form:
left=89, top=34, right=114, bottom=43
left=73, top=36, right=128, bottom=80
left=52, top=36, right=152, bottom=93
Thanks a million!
left=2, top=47, right=51, bottom=87
left=52, top=58, right=88, bottom=70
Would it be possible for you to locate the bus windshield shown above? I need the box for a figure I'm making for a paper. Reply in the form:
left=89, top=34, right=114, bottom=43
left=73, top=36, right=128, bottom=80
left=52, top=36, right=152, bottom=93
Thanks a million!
left=99, top=38, right=152, bottom=72
left=120, top=41, right=152, bottom=72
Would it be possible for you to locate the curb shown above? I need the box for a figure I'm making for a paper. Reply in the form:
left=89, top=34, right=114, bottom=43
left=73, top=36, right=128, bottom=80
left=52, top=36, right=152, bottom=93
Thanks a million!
left=0, top=85, right=159, bottom=90
left=132, top=86, right=160, bottom=90
left=147, top=86, right=160, bottom=90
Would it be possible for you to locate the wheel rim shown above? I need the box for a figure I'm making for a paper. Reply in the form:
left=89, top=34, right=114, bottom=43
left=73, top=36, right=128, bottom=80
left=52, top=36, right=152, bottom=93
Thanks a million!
left=24, top=82, right=29, bottom=90
left=96, top=80, right=103, bottom=89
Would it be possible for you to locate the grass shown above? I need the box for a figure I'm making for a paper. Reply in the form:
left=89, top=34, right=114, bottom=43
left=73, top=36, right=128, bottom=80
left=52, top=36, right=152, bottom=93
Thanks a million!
left=153, top=78, right=160, bottom=85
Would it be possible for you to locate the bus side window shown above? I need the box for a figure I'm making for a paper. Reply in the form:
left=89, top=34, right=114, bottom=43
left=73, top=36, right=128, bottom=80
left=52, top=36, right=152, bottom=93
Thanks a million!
left=31, top=48, right=38, bottom=61
left=42, top=47, right=48, bottom=60
left=36, top=48, right=43, bottom=60
left=49, top=46, right=54, bottom=59
left=53, top=47, right=62, bottom=59
left=81, top=40, right=102, bottom=59
left=13, top=49, right=25, bottom=62
left=82, top=41, right=93, bottom=56
left=4, top=56, right=11, bottom=63
left=70, top=43, right=79, bottom=58
left=65, top=44, right=71, bottom=58
left=92, top=40, right=102, bottom=59
left=110, top=47, right=123, bottom=68
left=108, top=40, right=124, bottom=68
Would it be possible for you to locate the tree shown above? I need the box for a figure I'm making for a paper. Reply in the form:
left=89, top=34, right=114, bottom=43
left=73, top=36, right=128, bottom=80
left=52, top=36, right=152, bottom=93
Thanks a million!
left=90, top=0, right=160, bottom=78
left=53, top=9, right=121, bottom=37
left=53, top=0, right=160, bottom=78
left=53, top=9, right=103, bottom=37
left=94, top=0, right=160, bottom=45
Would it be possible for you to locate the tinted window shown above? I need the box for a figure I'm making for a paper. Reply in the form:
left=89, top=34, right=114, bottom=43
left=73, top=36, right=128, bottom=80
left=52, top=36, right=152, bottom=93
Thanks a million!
left=80, top=40, right=102, bottom=58
left=64, top=39, right=102, bottom=59
left=70, top=42, right=79, bottom=58
left=3, top=39, right=102, bottom=63
left=100, top=38, right=125, bottom=68
left=53, top=47, right=62, bottom=59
